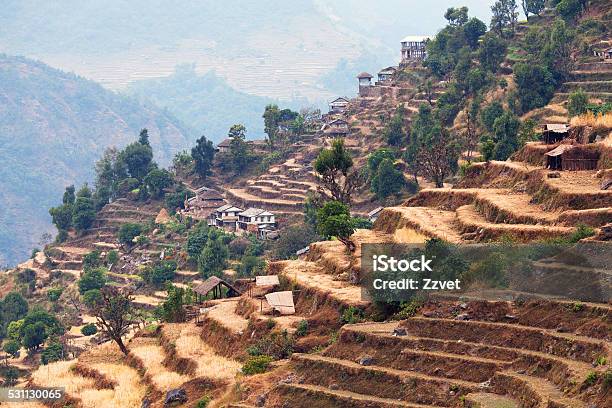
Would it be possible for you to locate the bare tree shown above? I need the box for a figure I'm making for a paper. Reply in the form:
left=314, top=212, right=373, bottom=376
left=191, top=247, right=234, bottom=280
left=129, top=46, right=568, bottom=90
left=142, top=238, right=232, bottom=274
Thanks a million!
left=91, top=287, right=134, bottom=355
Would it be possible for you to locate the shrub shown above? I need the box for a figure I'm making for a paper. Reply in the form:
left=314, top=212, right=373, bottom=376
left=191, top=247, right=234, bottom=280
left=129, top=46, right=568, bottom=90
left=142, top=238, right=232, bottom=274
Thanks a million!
left=3, top=340, right=20, bottom=358
left=47, top=287, right=64, bottom=302
left=242, top=355, right=273, bottom=375
left=117, top=223, right=144, bottom=246
left=341, top=306, right=364, bottom=324
left=106, top=250, right=119, bottom=266
left=41, top=340, right=64, bottom=365
left=583, top=371, right=598, bottom=387
left=295, top=320, right=308, bottom=337
left=81, top=323, right=98, bottom=336
left=568, top=89, right=589, bottom=117
left=568, top=224, right=595, bottom=243
left=195, top=396, right=211, bottom=408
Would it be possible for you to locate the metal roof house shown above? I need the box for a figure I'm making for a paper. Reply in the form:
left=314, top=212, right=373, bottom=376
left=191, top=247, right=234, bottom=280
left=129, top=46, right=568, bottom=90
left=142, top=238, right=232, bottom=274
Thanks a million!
left=237, top=208, right=276, bottom=238
left=329, top=97, right=350, bottom=114
left=401, top=35, right=431, bottom=63
left=541, top=124, right=569, bottom=145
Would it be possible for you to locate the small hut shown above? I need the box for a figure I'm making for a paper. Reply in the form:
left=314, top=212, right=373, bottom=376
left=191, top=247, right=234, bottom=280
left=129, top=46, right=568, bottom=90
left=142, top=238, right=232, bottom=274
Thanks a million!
left=193, top=276, right=241, bottom=301
left=264, top=291, right=295, bottom=315
left=545, top=144, right=600, bottom=171
left=541, top=124, right=569, bottom=144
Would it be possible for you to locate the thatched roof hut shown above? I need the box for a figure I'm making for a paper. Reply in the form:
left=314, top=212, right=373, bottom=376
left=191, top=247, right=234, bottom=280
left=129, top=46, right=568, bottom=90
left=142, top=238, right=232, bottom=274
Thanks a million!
left=545, top=144, right=600, bottom=171
left=193, top=276, right=241, bottom=300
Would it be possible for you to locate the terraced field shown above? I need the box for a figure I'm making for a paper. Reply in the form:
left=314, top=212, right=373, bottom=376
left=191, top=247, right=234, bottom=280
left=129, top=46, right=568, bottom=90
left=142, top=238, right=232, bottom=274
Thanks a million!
left=268, top=299, right=611, bottom=408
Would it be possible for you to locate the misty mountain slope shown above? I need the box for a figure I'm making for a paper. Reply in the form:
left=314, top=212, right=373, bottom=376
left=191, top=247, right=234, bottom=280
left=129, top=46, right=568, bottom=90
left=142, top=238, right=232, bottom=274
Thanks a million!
left=0, top=55, right=194, bottom=266
left=128, top=66, right=276, bottom=141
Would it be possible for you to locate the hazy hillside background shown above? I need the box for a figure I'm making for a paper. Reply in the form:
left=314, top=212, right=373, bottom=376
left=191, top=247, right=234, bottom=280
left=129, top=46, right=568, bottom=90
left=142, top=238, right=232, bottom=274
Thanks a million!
left=0, top=0, right=494, bottom=266
left=0, top=55, right=194, bottom=266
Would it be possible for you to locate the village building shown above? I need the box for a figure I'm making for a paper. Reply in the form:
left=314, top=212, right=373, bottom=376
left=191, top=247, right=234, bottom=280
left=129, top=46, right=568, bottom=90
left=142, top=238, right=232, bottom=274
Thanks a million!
left=216, top=138, right=232, bottom=153
left=321, top=118, right=350, bottom=137
left=357, top=72, right=373, bottom=97
left=377, top=67, right=397, bottom=83
left=400, top=36, right=431, bottom=64
left=237, top=208, right=276, bottom=238
left=329, top=97, right=350, bottom=114
left=210, top=204, right=244, bottom=231
left=368, top=207, right=384, bottom=223
left=183, top=186, right=226, bottom=220
left=193, top=276, right=241, bottom=301
left=545, top=144, right=600, bottom=171
left=541, top=123, right=570, bottom=144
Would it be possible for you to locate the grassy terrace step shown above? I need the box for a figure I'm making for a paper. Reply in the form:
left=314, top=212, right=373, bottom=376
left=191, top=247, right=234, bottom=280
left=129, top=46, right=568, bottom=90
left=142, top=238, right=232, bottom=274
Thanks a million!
left=374, top=206, right=462, bottom=243
left=291, top=353, right=477, bottom=407
left=400, top=317, right=607, bottom=363
left=226, top=188, right=304, bottom=212
left=274, top=383, right=440, bottom=408
left=464, top=393, right=518, bottom=408
left=552, top=92, right=612, bottom=103
left=492, top=372, right=587, bottom=408
left=473, top=190, right=558, bottom=225
left=455, top=205, right=574, bottom=242
left=324, top=334, right=505, bottom=383
left=570, top=70, right=612, bottom=81
left=338, top=324, right=592, bottom=390
left=559, top=80, right=612, bottom=93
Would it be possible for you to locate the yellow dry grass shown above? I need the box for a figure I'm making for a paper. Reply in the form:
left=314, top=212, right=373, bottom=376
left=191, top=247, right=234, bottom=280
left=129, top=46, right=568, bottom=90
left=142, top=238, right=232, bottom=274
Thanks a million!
left=31, top=360, right=96, bottom=395
left=206, top=299, right=249, bottom=334
left=130, top=344, right=190, bottom=390
left=77, top=363, right=146, bottom=408
left=571, top=111, right=612, bottom=129
left=174, top=324, right=241, bottom=379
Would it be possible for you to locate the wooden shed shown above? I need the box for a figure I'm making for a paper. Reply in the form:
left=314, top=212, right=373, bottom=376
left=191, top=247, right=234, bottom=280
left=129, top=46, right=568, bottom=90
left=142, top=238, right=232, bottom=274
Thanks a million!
left=541, top=124, right=569, bottom=144
left=545, top=144, right=600, bottom=171
left=193, top=276, right=241, bottom=301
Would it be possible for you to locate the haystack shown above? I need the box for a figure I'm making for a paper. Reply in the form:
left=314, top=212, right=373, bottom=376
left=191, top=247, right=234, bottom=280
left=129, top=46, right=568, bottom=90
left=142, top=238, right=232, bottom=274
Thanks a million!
left=155, top=208, right=172, bottom=224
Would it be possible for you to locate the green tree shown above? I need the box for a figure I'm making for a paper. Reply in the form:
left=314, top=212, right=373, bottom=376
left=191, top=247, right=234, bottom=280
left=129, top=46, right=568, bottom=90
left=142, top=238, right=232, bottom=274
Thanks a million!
left=3, top=340, right=20, bottom=358
left=49, top=204, right=73, bottom=232
left=119, top=142, right=154, bottom=180
left=367, top=148, right=397, bottom=175
left=78, top=267, right=107, bottom=294
left=62, top=185, right=76, bottom=205
left=521, top=0, right=545, bottom=21
left=263, top=104, right=281, bottom=150
left=198, top=239, right=229, bottom=278
left=480, top=136, right=496, bottom=162
left=83, top=250, right=102, bottom=269
left=82, top=289, right=103, bottom=308
left=464, top=17, right=487, bottom=48
left=478, top=33, right=507, bottom=73
left=556, top=0, right=585, bottom=21
left=22, top=321, right=46, bottom=350
left=1, top=292, right=28, bottom=334
left=518, top=119, right=539, bottom=145
left=480, top=101, right=505, bottom=132
left=514, top=63, right=556, bottom=113
left=568, top=89, right=590, bottom=117
left=138, top=128, right=150, bottom=146
left=191, top=135, right=215, bottom=179
left=72, top=185, right=96, bottom=232
left=7, top=320, right=24, bottom=341
left=490, top=0, right=518, bottom=37
left=118, top=223, right=144, bottom=246
left=316, top=201, right=356, bottom=251
left=226, top=124, right=252, bottom=174
left=41, top=340, right=64, bottom=364
left=237, top=255, right=265, bottom=277
left=444, top=6, right=469, bottom=26
left=492, top=112, right=520, bottom=160
left=186, top=223, right=210, bottom=260
left=142, top=261, right=177, bottom=287
left=371, top=158, right=405, bottom=200
left=143, top=168, right=174, bottom=198
left=314, top=139, right=360, bottom=204
left=157, top=285, right=187, bottom=323
left=384, top=106, right=407, bottom=146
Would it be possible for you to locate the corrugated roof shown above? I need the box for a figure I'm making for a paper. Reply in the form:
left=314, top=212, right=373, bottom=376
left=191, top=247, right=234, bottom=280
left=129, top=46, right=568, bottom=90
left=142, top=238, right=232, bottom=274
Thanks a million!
left=216, top=204, right=232, bottom=212
left=545, top=144, right=575, bottom=157
left=193, top=276, right=241, bottom=296
left=357, top=72, right=373, bottom=79
left=256, top=275, right=280, bottom=286
left=368, top=207, right=384, bottom=217
left=239, top=208, right=266, bottom=217
left=543, top=124, right=569, bottom=133
left=401, top=35, right=431, bottom=43
left=265, top=291, right=295, bottom=315
left=330, top=97, right=349, bottom=104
